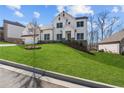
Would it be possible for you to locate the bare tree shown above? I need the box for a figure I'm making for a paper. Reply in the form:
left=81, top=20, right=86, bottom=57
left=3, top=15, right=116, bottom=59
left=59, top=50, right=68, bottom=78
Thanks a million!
left=88, top=11, right=122, bottom=50
left=18, top=19, right=43, bottom=88
left=96, top=11, right=121, bottom=41
left=96, top=11, right=109, bottom=40
left=89, top=16, right=94, bottom=48
left=88, top=16, right=99, bottom=50
left=32, top=19, right=39, bottom=46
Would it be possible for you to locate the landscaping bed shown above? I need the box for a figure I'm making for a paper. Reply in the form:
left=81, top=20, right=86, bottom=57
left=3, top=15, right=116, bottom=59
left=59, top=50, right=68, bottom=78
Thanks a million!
left=24, top=45, right=41, bottom=50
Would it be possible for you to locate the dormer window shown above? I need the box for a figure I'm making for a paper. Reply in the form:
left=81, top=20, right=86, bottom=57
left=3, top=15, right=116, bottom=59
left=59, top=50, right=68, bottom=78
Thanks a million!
left=28, top=28, right=33, bottom=33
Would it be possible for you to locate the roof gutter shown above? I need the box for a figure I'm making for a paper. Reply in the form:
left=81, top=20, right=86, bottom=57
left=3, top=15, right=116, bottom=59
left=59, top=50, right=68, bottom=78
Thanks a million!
left=98, top=41, right=120, bottom=45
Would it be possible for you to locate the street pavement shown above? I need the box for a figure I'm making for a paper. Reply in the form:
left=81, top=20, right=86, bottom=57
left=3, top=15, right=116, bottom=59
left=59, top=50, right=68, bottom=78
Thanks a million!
left=0, top=64, right=87, bottom=88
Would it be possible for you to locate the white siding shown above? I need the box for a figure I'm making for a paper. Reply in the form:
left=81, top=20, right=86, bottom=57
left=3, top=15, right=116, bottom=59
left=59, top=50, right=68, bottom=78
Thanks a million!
left=22, top=12, right=88, bottom=44
left=98, top=43, right=120, bottom=54
left=22, top=24, right=40, bottom=36
left=7, top=24, right=24, bottom=38
left=52, top=12, right=87, bottom=40
left=41, top=29, right=53, bottom=40
left=75, top=19, right=87, bottom=40
left=53, top=12, right=75, bottom=40
left=22, top=23, right=40, bottom=44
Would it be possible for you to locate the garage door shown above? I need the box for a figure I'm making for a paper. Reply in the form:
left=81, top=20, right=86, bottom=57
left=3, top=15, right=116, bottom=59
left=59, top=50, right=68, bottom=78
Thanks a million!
left=99, top=43, right=120, bottom=54
left=25, top=38, right=34, bottom=44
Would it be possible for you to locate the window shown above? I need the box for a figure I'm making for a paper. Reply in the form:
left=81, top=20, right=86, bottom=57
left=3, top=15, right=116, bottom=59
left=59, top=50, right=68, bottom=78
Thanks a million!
left=28, top=28, right=33, bottom=32
left=77, top=21, right=84, bottom=27
left=44, top=34, right=50, bottom=40
left=63, top=13, right=65, bottom=16
left=57, top=34, right=62, bottom=40
left=58, top=17, right=60, bottom=20
left=77, top=33, right=84, bottom=40
left=66, top=19, right=68, bottom=22
left=68, top=22, right=70, bottom=25
left=56, top=23, right=63, bottom=28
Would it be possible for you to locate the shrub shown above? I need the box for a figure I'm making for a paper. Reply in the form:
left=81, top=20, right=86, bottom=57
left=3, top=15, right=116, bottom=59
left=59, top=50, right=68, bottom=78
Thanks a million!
left=121, top=51, right=124, bottom=55
left=98, top=49, right=104, bottom=52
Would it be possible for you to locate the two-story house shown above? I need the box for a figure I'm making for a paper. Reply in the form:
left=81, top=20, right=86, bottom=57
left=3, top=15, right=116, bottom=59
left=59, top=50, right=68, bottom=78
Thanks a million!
left=22, top=11, right=88, bottom=44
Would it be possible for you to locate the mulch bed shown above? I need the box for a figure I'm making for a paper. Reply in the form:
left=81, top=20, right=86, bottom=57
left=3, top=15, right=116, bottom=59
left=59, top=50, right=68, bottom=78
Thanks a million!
left=25, top=45, right=41, bottom=50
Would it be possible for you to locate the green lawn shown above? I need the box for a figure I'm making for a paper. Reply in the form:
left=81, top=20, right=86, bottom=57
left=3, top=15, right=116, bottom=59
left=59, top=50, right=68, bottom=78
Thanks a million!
left=0, top=43, right=124, bottom=87
left=0, top=41, right=13, bottom=44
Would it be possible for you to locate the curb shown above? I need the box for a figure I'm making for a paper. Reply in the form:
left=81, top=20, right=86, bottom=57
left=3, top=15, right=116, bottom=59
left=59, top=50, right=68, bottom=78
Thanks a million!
left=0, top=59, right=119, bottom=88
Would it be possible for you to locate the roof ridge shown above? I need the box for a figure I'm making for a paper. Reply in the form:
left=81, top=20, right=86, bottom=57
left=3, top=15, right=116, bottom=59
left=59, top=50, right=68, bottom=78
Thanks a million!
left=4, top=19, right=25, bottom=27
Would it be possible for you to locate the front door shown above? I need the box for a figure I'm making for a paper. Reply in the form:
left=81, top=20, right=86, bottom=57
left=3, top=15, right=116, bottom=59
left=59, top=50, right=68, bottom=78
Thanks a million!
left=66, top=31, right=71, bottom=40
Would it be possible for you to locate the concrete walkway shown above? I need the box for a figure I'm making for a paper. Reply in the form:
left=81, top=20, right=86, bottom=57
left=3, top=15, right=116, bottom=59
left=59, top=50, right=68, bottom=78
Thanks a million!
left=0, top=44, right=17, bottom=47
left=0, top=64, right=87, bottom=88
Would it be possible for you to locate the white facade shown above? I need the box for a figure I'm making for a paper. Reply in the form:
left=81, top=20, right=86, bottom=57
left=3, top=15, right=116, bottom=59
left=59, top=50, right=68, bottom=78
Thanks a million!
left=98, top=43, right=120, bottom=54
left=22, top=23, right=40, bottom=44
left=22, top=11, right=88, bottom=44
left=52, top=11, right=88, bottom=41
left=41, top=29, right=53, bottom=40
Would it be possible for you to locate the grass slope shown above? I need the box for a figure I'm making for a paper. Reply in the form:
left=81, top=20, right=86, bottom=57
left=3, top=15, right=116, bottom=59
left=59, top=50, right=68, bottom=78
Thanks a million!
left=0, top=41, right=13, bottom=44
left=0, top=43, right=124, bottom=87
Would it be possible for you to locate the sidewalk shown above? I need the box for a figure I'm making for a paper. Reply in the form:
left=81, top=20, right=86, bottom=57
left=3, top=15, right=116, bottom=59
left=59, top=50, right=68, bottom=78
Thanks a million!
left=0, top=44, right=17, bottom=47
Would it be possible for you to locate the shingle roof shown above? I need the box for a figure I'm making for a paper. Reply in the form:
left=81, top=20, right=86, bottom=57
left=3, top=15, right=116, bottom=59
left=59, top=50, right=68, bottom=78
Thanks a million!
left=40, top=25, right=53, bottom=30
left=4, top=20, right=25, bottom=27
left=21, top=34, right=39, bottom=37
left=99, top=29, right=124, bottom=44
left=75, top=16, right=88, bottom=20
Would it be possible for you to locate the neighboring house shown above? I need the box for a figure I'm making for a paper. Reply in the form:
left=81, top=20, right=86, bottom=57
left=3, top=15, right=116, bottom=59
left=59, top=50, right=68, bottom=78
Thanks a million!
left=3, top=20, right=25, bottom=43
left=98, top=29, right=124, bottom=54
left=0, top=27, right=4, bottom=40
left=22, top=11, right=88, bottom=44
left=21, top=23, right=40, bottom=44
